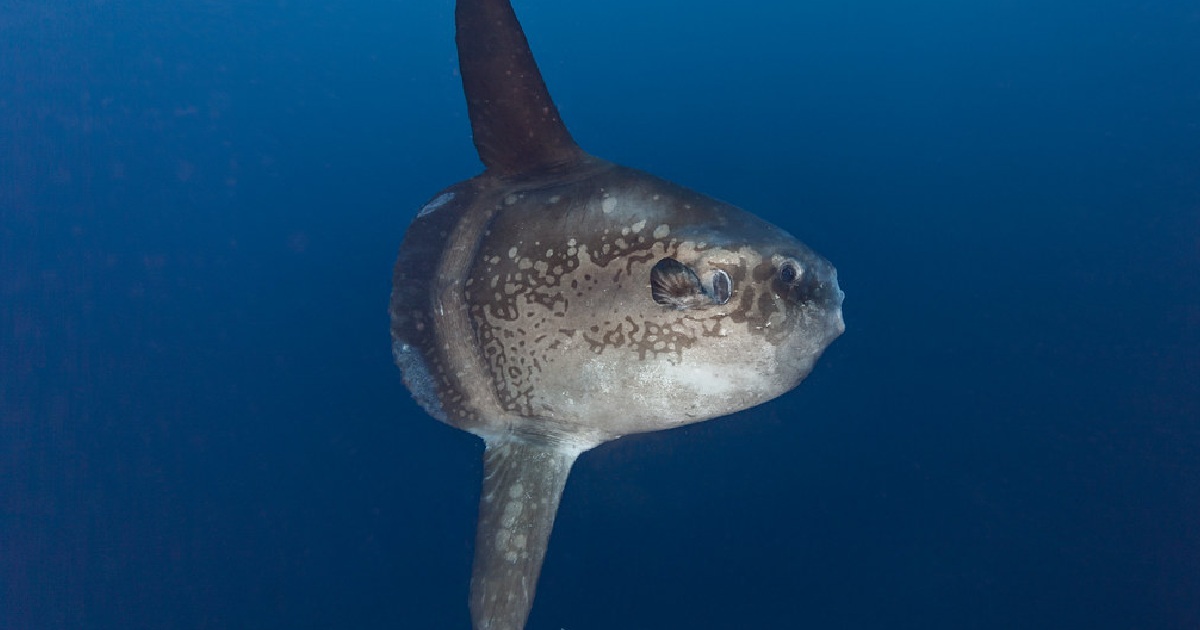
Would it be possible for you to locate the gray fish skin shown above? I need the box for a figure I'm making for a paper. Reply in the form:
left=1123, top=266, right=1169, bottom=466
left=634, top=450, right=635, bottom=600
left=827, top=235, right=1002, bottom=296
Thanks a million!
left=393, top=159, right=844, bottom=445
left=389, top=0, right=844, bottom=628
left=390, top=158, right=843, bottom=629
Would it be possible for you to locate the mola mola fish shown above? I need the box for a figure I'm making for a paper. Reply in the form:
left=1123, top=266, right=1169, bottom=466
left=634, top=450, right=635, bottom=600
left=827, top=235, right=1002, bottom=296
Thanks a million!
left=390, top=0, right=845, bottom=627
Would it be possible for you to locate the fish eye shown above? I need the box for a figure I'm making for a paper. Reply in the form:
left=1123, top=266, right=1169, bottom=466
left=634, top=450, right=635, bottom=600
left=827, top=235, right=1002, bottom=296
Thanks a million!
left=710, top=269, right=732, bottom=305
left=778, top=260, right=802, bottom=284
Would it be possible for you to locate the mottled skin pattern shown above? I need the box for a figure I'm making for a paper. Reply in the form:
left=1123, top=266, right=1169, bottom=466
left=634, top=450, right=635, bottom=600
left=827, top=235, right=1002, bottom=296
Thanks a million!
left=392, top=1, right=844, bottom=627
left=391, top=157, right=844, bottom=629
left=392, top=157, right=844, bottom=449
left=391, top=155, right=844, bottom=630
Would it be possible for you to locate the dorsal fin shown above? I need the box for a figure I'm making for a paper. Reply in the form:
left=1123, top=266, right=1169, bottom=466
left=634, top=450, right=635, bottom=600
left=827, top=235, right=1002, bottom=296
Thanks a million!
left=456, top=0, right=584, bottom=176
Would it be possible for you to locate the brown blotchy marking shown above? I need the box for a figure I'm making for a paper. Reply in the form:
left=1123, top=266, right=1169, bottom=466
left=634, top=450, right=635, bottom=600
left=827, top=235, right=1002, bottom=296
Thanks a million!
left=700, top=317, right=725, bottom=338
left=733, top=287, right=756, bottom=323
left=466, top=199, right=691, bottom=422
left=728, top=261, right=748, bottom=284
left=570, top=313, right=697, bottom=364
left=752, top=260, right=775, bottom=282
left=635, top=319, right=696, bottom=364
left=624, top=251, right=655, bottom=275
left=757, top=291, right=777, bottom=320
left=529, top=290, right=568, bottom=314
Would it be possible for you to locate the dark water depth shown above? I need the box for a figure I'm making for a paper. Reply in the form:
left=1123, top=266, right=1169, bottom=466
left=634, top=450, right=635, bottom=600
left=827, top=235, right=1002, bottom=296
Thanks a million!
left=2, top=1, right=1198, bottom=628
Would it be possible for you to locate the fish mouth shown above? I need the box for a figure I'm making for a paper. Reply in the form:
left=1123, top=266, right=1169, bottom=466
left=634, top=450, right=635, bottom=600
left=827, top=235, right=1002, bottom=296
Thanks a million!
left=832, top=306, right=847, bottom=335
left=819, top=265, right=846, bottom=336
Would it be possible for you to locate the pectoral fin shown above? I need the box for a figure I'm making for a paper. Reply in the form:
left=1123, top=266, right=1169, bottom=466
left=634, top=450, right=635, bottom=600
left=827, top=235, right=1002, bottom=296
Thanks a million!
left=651, top=257, right=732, bottom=310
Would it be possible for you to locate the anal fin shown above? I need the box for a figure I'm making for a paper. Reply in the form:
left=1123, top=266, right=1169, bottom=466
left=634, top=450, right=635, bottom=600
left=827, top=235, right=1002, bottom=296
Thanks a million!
left=470, top=436, right=579, bottom=630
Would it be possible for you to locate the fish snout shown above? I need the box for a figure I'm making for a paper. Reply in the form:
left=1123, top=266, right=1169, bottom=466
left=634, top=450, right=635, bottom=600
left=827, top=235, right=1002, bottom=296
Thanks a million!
left=790, top=256, right=841, bottom=305
left=823, top=265, right=846, bottom=335
left=789, top=256, right=845, bottom=336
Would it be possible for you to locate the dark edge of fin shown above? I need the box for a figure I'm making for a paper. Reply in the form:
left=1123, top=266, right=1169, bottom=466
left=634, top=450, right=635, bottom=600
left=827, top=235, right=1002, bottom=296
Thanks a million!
left=470, top=436, right=579, bottom=630
left=456, top=0, right=584, bottom=176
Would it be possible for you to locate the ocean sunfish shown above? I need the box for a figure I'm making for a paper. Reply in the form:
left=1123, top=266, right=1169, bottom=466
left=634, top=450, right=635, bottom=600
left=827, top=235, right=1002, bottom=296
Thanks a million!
left=389, top=0, right=845, bottom=627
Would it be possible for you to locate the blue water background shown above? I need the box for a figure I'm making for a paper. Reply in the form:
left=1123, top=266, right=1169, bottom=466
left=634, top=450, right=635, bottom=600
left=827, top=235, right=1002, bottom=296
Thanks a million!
left=2, top=1, right=1198, bottom=628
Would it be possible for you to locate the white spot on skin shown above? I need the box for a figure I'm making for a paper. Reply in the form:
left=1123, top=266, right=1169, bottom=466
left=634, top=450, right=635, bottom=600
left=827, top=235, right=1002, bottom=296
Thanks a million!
left=601, top=197, right=617, bottom=214
left=508, top=247, right=518, bottom=259
left=501, top=499, right=523, bottom=527
left=653, top=224, right=670, bottom=239
left=392, top=339, right=445, bottom=421
left=418, top=192, right=454, bottom=217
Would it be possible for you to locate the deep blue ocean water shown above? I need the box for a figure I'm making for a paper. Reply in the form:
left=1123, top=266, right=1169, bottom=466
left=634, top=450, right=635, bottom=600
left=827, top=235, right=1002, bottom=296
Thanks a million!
left=2, top=1, right=1198, bottom=628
